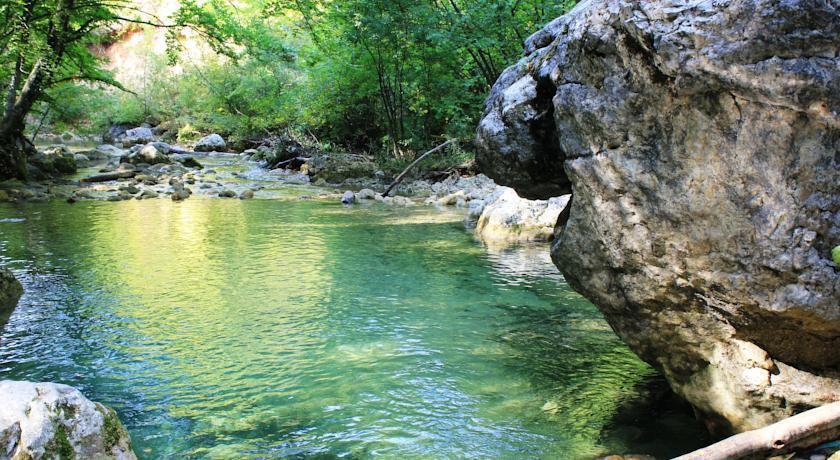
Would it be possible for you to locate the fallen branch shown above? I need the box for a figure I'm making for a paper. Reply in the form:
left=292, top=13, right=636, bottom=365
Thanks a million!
left=674, top=402, right=840, bottom=460
left=270, top=156, right=310, bottom=170
left=382, top=139, right=456, bottom=197
left=80, top=171, right=136, bottom=183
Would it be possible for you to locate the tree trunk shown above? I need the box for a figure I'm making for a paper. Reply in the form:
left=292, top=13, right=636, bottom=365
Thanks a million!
left=675, top=401, right=840, bottom=460
left=0, top=59, right=48, bottom=181
left=0, top=130, right=34, bottom=181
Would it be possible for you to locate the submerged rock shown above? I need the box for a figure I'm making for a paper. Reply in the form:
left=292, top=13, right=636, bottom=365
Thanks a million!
left=474, top=188, right=570, bottom=243
left=138, top=190, right=159, bottom=200
left=476, top=0, right=840, bottom=435
left=0, top=381, right=136, bottom=459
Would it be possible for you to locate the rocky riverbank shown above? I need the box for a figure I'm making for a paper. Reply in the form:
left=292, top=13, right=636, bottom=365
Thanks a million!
left=1, top=128, right=572, bottom=246
left=477, top=0, right=839, bottom=438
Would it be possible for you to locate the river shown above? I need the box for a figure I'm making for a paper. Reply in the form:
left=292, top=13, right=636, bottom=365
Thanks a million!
left=0, top=168, right=708, bottom=458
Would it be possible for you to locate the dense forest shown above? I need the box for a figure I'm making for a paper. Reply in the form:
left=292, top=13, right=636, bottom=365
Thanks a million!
left=0, top=0, right=575, bottom=179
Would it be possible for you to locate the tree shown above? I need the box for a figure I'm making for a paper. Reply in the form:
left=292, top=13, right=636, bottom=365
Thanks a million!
left=265, top=0, right=577, bottom=157
left=0, top=0, right=229, bottom=180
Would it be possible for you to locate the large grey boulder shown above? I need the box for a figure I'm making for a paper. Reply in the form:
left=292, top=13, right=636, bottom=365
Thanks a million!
left=0, top=269, right=23, bottom=327
left=119, top=127, right=154, bottom=147
left=103, top=123, right=133, bottom=144
left=476, top=0, right=839, bottom=435
left=0, top=381, right=136, bottom=459
left=306, top=154, right=376, bottom=183
left=194, top=133, right=226, bottom=152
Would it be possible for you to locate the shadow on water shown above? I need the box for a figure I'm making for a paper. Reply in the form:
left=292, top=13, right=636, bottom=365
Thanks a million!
left=599, top=376, right=711, bottom=458
left=483, top=244, right=710, bottom=458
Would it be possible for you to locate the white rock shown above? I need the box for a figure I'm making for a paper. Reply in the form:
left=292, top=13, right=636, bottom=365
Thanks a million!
left=436, top=190, right=465, bottom=206
left=356, top=188, right=376, bottom=200
left=0, top=381, right=136, bottom=459
left=475, top=187, right=571, bottom=242
left=194, top=134, right=226, bottom=152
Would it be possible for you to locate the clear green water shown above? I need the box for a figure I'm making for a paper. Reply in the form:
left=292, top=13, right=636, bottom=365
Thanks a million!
left=0, top=198, right=707, bottom=459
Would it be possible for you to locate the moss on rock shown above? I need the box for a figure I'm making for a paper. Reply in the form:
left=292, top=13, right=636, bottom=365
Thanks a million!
left=46, top=421, right=74, bottom=460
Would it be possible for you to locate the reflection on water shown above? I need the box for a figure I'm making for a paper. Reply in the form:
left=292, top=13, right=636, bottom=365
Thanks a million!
left=0, top=199, right=707, bottom=458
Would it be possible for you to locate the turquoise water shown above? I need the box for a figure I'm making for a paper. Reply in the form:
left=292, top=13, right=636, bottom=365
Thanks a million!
left=0, top=198, right=707, bottom=458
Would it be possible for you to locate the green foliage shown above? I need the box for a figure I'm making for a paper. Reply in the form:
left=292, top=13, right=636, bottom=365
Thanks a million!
left=0, top=0, right=235, bottom=136
left=4, top=0, right=577, bottom=159
left=102, top=409, right=123, bottom=449
left=376, top=140, right=474, bottom=176
left=833, top=246, right=840, bottom=265
left=177, top=123, right=201, bottom=143
left=46, top=421, right=74, bottom=460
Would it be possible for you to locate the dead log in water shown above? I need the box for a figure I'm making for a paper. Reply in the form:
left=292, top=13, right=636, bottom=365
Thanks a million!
left=674, top=402, right=840, bottom=460
left=80, top=171, right=136, bottom=183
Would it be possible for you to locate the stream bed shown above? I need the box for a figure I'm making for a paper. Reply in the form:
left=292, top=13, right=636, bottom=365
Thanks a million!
left=0, top=194, right=708, bottom=458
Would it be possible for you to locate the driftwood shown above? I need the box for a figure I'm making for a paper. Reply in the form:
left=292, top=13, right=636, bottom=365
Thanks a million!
left=80, top=171, right=136, bottom=183
left=675, top=402, right=840, bottom=460
left=424, top=158, right=477, bottom=182
left=270, top=156, right=309, bottom=170
left=382, top=139, right=456, bottom=197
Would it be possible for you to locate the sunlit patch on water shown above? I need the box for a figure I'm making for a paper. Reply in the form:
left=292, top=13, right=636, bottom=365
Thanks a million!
left=0, top=198, right=708, bottom=458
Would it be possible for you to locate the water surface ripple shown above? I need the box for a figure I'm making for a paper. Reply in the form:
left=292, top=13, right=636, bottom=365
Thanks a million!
left=0, top=199, right=707, bottom=458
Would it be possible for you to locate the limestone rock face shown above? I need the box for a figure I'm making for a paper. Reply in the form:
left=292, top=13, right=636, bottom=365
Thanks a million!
left=0, top=381, right=136, bottom=459
left=476, top=0, right=840, bottom=435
